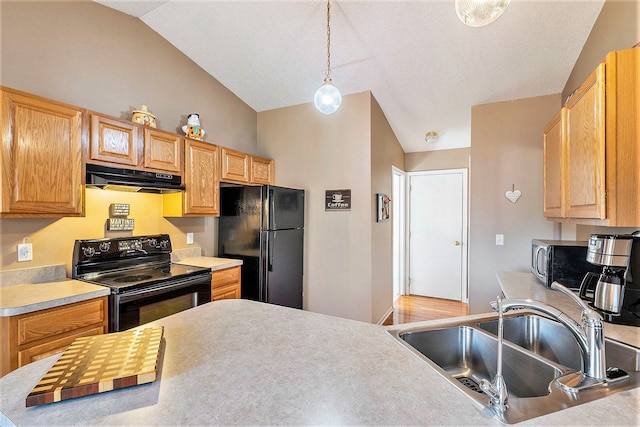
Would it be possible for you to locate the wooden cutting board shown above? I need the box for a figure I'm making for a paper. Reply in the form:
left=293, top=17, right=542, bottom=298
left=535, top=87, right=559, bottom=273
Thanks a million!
left=26, top=326, right=164, bottom=407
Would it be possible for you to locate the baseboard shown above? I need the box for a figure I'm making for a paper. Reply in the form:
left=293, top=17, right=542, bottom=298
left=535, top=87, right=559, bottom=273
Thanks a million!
left=376, top=306, right=394, bottom=325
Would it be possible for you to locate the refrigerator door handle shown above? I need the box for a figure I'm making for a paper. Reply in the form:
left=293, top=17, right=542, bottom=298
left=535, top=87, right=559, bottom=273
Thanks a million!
left=268, top=232, right=274, bottom=272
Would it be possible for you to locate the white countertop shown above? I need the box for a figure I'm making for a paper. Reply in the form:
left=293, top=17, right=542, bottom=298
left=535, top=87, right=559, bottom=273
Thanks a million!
left=497, top=271, right=640, bottom=348
left=0, top=299, right=638, bottom=426
left=0, top=280, right=110, bottom=317
left=174, top=256, right=242, bottom=271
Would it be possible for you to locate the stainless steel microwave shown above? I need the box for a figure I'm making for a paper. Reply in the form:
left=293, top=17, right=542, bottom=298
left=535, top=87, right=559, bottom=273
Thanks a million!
left=531, top=239, right=601, bottom=290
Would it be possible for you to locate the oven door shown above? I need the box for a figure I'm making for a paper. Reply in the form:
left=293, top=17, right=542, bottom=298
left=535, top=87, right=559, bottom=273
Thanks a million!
left=111, top=272, right=212, bottom=332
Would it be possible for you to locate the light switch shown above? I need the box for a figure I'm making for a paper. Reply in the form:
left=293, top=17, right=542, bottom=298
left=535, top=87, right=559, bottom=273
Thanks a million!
left=495, top=234, right=504, bottom=246
left=187, top=233, right=194, bottom=245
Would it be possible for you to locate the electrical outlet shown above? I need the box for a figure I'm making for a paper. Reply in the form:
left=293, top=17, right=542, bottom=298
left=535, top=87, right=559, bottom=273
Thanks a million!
left=18, top=243, right=33, bottom=262
left=186, top=233, right=194, bottom=245
left=495, top=234, right=504, bottom=246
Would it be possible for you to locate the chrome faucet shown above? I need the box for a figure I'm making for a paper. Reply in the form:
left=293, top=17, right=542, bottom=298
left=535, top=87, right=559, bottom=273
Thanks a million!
left=492, top=281, right=607, bottom=388
left=480, top=295, right=509, bottom=411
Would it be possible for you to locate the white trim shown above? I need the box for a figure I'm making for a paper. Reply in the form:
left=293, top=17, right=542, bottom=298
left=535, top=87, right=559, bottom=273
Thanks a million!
left=406, top=168, right=469, bottom=303
left=376, top=306, right=394, bottom=325
left=392, top=166, right=407, bottom=297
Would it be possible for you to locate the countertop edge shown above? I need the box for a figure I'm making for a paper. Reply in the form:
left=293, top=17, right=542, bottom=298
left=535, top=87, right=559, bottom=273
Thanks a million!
left=174, top=256, right=243, bottom=271
left=0, top=281, right=110, bottom=317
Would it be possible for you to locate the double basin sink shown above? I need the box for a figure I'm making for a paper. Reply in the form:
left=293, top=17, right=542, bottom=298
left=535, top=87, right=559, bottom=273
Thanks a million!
left=387, top=312, right=640, bottom=424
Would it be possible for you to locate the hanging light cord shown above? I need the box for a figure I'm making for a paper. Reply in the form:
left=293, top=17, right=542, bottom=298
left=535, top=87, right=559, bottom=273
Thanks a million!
left=325, top=0, right=332, bottom=80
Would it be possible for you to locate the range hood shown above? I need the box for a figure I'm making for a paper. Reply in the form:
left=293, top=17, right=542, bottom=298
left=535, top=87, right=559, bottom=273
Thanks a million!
left=86, top=164, right=184, bottom=193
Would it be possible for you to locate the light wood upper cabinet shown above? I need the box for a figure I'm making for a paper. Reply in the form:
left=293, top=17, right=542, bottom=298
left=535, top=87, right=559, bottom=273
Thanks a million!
left=163, top=139, right=219, bottom=217
left=565, top=63, right=606, bottom=219
left=250, top=155, right=275, bottom=185
left=542, top=47, right=639, bottom=226
left=143, top=128, right=182, bottom=173
left=90, top=113, right=183, bottom=175
left=1, top=88, right=83, bottom=217
left=543, top=108, right=566, bottom=218
left=220, top=147, right=250, bottom=183
left=90, top=113, right=139, bottom=167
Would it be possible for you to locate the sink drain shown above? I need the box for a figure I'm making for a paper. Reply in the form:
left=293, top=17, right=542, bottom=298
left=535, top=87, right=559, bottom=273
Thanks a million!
left=457, top=377, right=484, bottom=394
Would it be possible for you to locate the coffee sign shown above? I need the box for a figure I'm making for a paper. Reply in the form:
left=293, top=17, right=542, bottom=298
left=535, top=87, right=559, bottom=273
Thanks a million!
left=325, top=189, right=351, bottom=211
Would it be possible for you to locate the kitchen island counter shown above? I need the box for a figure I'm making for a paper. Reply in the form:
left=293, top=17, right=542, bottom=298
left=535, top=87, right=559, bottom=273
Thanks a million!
left=1, top=299, right=638, bottom=426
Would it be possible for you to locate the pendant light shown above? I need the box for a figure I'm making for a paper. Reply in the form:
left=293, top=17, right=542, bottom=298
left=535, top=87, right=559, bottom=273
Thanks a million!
left=314, top=0, right=342, bottom=115
left=455, top=0, right=511, bottom=27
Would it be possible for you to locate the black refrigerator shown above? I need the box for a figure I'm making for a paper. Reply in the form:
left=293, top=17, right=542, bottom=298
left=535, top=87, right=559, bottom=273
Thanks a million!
left=218, top=185, right=304, bottom=309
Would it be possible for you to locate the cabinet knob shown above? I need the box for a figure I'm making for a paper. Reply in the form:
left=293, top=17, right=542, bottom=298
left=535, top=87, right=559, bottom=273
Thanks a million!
left=455, top=241, right=461, bottom=246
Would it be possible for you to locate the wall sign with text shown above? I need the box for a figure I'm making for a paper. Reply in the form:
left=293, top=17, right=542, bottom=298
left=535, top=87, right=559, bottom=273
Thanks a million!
left=325, top=189, right=351, bottom=211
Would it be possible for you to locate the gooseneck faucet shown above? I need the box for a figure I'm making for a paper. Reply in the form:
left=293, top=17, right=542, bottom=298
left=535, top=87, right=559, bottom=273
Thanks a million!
left=493, top=281, right=607, bottom=382
left=480, top=295, right=509, bottom=411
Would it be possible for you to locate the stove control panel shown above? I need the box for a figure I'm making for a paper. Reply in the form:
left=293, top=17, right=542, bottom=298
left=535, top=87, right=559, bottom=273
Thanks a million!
left=72, top=234, right=173, bottom=264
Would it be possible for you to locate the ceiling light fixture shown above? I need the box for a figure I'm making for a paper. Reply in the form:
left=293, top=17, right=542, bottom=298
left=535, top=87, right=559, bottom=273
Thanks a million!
left=314, top=0, right=342, bottom=115
left=425, top=131, right=439, bottom=143
left=455, top=0, right=511, bottom=27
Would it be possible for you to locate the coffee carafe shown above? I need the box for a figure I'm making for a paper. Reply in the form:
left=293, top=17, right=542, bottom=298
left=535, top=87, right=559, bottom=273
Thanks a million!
left=579, top=232, right=640, bottom=326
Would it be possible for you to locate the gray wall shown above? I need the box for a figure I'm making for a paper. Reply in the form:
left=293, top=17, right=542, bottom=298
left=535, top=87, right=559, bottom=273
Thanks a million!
left=370, top=95, right=406, bottom=322
left=468, top=95, right=561, bottom=313
left=0, top=0, right=257, bottom=266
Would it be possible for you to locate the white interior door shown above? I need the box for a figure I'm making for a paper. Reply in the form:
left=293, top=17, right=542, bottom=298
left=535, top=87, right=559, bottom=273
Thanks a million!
left=409, top=169, right=467, bottom=301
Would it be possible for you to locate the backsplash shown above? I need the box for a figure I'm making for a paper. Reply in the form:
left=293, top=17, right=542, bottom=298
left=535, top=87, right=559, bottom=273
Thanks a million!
left=170, top=247, right=202, bottom=262
left=0, top=265, right=66, bottom=288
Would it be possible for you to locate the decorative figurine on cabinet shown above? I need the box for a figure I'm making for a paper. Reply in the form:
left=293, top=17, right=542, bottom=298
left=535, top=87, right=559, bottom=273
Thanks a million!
left=131, top=105, right=157, bottom=128
left=182, top=113, right=206, bottom=141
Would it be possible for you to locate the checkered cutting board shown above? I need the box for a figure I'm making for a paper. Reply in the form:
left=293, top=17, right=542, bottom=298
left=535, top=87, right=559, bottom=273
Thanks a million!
left=26, top=326, right=164, bottom=407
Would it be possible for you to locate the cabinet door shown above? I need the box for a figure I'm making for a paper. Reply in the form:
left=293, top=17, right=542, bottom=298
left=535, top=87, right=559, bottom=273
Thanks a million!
left=185, top=139, right=219, bottom=215
left=1, top=89, right=83, bottom=216
left=220, top=147, right=249, bottom=183
left=565, top=64, right=606, bottom=219
left=90, top=113, right=139, bottom=166
left=17, top=325, right=105, bottom=368
left=543, top=109, right=566, bottom=218
left=250, top=156, right=275, bottom=185
left=144, top=128, right=182, bottom=173
left=211, top=266, right=241, bottom=301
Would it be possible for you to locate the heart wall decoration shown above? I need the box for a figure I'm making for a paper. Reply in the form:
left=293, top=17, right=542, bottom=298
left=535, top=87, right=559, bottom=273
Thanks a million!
left=505, top=187, right=522, bottom=203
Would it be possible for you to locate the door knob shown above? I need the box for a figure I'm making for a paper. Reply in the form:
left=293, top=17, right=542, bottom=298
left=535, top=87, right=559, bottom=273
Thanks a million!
left=455, top=241, right=461, bottom=246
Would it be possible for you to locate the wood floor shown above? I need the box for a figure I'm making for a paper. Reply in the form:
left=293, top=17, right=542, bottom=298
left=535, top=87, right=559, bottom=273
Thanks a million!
left=382, top=295, right=469, bottom=326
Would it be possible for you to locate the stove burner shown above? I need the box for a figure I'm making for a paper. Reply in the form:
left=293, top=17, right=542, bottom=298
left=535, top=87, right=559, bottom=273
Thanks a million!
left=114, top=275, right=153, bottom=283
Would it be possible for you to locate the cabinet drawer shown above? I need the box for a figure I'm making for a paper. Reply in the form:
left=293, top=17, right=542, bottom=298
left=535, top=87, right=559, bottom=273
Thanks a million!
left=18, top=325, right=105, bottom=368
left=17, top=298, right=106, bottom=346
left=211, top=266, right=241, bottom=289
left=211, top=284, right=240, bottom=301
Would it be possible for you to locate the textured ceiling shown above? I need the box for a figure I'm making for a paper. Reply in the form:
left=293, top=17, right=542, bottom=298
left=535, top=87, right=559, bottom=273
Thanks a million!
left=94, top=0, right=605, bottom=153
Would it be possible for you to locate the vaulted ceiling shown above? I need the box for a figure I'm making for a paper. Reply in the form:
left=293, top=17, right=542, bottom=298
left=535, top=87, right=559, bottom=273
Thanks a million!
left=95, top=0, right=605, bottom=153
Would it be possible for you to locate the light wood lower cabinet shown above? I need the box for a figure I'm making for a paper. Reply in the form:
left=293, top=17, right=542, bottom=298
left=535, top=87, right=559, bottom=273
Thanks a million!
left=211, top=266, right=241, bottom=301
left=0, top=297, right=108, bottom=378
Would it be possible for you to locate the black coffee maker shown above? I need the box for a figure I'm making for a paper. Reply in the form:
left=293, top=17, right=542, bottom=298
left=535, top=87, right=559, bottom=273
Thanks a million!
left=579, top=231, right=640, bottom=326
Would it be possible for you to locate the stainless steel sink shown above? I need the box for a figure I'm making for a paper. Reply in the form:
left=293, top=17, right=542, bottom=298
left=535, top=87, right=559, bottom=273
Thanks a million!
left=477, top=314, right=582, bottom=371
left=400, top=326, right=565, bottom=398
left=388, top=312, right=640, bottom=424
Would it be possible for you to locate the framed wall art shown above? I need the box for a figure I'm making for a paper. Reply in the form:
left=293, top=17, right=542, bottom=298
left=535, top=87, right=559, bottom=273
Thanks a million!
left=376, top=193, right=390, bottom=222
